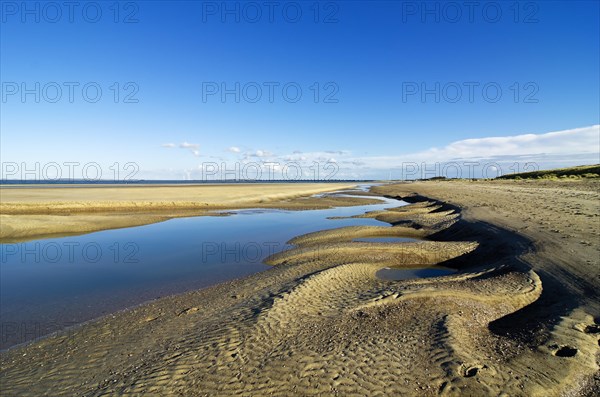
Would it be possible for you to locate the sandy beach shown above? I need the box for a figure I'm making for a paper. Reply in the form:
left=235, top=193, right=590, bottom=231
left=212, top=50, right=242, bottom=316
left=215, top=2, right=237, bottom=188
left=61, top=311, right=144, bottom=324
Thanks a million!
left=0, top=180, right=599, bottom=396
left=4, top=0, right=598, bottom=394
left=0, top=183, right=363, bottom=242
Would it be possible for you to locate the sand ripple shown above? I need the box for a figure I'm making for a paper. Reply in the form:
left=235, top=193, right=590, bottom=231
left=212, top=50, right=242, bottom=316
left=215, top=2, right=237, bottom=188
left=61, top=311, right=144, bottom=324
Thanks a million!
left=1, top=192, right=598, bottom=396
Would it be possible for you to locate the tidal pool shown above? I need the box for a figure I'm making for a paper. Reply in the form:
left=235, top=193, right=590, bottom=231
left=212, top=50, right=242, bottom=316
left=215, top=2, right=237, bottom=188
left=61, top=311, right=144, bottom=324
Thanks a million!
left=0, top=188, right=405, bottom=349
left=0, top=187, right=456, bottom=349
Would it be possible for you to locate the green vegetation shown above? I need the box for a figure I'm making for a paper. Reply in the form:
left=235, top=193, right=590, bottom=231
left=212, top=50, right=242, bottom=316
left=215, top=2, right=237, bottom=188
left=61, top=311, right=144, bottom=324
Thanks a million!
left=497, top=164, right=600, bottom=180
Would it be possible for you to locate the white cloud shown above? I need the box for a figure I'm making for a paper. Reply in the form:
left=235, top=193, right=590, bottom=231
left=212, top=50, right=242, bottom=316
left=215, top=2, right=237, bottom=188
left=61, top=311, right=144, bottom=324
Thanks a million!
left=325, top=150, right=349, bottom=155
left=352, top=125, right=600, bottom=168
left=249, top=126, right=598, bottom=179
left=161, top=141, right=201, bottom=157
left=416, top=125, right=599, bottom=160
left=153, top=126, right=598, bottom=179
left=253, top=150, right=272, bottom=157
left=180, top=142, right=200, bottom=149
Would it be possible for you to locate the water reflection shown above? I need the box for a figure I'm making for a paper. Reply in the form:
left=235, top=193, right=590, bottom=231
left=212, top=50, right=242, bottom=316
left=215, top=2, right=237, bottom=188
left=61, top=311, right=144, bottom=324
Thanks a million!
left=0, top=188, right=405, bottom=349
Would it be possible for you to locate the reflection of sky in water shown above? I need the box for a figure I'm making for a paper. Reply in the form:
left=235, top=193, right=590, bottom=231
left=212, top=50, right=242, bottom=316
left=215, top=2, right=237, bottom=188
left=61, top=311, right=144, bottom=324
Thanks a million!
left=0, top=190, right=406, bottom=349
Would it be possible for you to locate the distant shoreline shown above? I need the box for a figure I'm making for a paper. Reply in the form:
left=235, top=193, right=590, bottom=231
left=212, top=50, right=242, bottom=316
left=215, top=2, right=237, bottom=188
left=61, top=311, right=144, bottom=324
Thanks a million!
left=0, top=179, right=376, bottom=187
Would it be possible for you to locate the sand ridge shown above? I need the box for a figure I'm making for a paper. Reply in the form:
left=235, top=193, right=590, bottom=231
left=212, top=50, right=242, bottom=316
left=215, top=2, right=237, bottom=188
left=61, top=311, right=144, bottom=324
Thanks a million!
left=1, top=182, right=598, bottom=396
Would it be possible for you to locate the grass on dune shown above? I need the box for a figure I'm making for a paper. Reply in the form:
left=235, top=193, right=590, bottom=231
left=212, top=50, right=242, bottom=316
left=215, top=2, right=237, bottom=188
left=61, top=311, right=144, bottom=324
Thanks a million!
left=496, top=164, right=600, bottom=180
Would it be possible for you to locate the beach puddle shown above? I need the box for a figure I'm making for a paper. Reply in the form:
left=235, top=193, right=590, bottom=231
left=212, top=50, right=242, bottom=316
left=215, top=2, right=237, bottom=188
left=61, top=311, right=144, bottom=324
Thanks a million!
left=376, top=266, right=456, bottom=281
left=353, top=237, right=419, bottom=243
left=0, top=184, right=408, bottom=349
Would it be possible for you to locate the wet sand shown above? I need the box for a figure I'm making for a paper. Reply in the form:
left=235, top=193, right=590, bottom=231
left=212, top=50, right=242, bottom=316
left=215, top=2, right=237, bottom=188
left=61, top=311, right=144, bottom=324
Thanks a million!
left=0, top=180, right=599, bottom=396
left=0, top=183, right=364, bottom=242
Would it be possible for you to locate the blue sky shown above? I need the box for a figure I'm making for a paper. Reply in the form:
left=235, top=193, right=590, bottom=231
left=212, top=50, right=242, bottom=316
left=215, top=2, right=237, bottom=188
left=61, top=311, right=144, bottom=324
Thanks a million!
left=1, top=1, right=599, bottom=180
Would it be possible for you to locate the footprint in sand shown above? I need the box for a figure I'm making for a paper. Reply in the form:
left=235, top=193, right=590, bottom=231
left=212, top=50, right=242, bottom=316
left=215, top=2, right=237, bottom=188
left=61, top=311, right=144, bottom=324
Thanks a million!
left=462, top=364, right=486, bottom=378
left=550, top=345, right=578, bottom=357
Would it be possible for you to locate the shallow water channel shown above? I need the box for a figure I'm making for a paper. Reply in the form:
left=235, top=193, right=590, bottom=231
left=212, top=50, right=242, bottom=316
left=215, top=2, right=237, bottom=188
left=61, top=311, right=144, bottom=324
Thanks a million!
left=0, top=187, right=448, bottom=349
